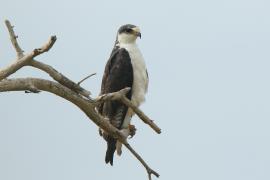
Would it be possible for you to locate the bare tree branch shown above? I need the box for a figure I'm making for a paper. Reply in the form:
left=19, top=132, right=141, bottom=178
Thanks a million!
left=32, top=35, right=57, bottom=57
left=0, top=19, right=161, bottom=180
left=95, top=88, right=161, bottom=134
left=0, top=78, right=125, bottom=141
left=121, top=96, right=161, bottom=134
left=0, top=53, right=31, bottom=80
left=28, top=60, right=92, bottom=98
left=0, top=78, right=159, bottom=180
left=5, top=20, right=24, bottom=58
left=0, top=36, right=56, bottom=81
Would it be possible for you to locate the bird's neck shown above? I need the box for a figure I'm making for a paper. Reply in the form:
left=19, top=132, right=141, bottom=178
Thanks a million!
left=118, top=41, right=138, bottom=50
left=117, top=40, right=136, bottom=45
left=117, top=34, right=137, bottom=45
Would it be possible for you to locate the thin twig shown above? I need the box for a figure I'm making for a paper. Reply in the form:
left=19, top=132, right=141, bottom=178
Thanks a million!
left=124, top=142, right=160, bottom=180
left=77, top=73, right=96, bottom=85
left=4, top=20, right=24, bottom=58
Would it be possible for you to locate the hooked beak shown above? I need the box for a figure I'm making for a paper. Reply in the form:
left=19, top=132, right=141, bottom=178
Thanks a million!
left=136, top=32, right=142, bottom=39
left=132, top=27, right=141, bottom=39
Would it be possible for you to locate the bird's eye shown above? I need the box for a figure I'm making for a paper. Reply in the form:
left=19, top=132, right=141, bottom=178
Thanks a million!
left=126, top=29, right=132, bottom=33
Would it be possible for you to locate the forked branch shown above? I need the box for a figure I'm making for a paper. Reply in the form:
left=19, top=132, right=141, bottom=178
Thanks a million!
left=0, top=20, right=161, bottom=180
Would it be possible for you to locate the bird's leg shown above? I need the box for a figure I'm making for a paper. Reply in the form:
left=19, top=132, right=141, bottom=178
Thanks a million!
left=98, top=116, right=110, bottom=137
left=116, top=125, right=136, bottom=155
left=116, top=128, right=130, bottom=156
left=116, top=141, right=123, bottom=156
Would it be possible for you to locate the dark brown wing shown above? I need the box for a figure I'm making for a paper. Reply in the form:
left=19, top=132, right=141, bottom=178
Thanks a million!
left=99, top=48, right=133, bottom=165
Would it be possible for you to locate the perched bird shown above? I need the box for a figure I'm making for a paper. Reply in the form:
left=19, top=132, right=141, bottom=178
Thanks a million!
left=98, top=24, right=148, bottom=165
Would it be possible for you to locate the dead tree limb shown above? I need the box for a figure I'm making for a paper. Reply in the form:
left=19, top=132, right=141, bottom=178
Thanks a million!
left=28, top=60, right=92, bottom=98
left=94, top=87, right=161, bottom=134
left=0, top=35, right=56, bottom=81
left=0, top=19, right=161, bottom=180
left=0, top=78, right=125, bottom=141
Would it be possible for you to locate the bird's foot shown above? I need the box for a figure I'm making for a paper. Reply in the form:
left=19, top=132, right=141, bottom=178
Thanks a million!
left=128, top=124, right=137, bottom=138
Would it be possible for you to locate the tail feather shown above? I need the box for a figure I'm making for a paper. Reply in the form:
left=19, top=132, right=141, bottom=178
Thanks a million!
left=105, top=136, right=116, bottom=165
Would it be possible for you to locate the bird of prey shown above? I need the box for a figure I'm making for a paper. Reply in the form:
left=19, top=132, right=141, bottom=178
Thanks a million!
left=98, top=24, right=148, bottom=165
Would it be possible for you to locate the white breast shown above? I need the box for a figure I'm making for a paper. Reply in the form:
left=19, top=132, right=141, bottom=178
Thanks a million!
left=120, top=43, right=148, bottom=107
left=119, top=43, right=148, bottom=128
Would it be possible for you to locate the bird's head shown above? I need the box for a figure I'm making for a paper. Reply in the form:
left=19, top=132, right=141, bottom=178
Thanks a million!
left=117, top=24, right=141, bottom=44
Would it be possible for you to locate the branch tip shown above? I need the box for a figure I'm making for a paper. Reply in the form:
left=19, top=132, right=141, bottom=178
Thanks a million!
left=31, top=35, right=57, bottom=57
left=5, top=19, right=24, bottom=58
left=77, top=73, right=96, bottom=85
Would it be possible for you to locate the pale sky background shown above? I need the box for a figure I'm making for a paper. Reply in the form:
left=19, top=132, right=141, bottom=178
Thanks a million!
left=0, top=0, right=270, bottom=180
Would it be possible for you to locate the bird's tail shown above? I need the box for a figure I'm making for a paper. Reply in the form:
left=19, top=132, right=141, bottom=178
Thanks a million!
left=105, top=136, right=116, bottom=165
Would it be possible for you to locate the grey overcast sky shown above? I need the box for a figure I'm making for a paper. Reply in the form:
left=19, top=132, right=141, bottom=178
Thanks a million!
left=1, top=0, right=270, bottom=179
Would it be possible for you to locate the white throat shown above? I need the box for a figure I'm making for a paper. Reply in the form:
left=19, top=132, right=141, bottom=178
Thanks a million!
left=117, top=33, right=137, bottom=44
